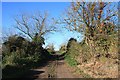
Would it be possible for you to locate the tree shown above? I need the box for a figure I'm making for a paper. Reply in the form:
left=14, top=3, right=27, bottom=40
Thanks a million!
left=67, top=38, right=77, bottom=51
left=14, top=12, right=56, bottom=41
left=33, top=33, right=45, bottom=45
left=3, top=35, right=28, bottom=54
left=63, top=2, right=117, bottom=43
left=46, top=43, right=55, bottom=54
left=59, top=44, right=67, bottom=53
left=63, top=2, right=118, bottom=57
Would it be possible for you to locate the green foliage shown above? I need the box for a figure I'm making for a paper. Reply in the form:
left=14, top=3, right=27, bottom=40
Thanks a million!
left=80, top=43, right=92, bottom=62
left=65, top=55, right=78, bottom=66
left=64, top=2, right=118, bottom=68
left=65, top=29, right=118, bottom=66
left=95, top=32, right=118, bottom=57
left=2, top=34, right=51, bottom=78
left=2, top=51, right=41, bottom=68
left=2, top=46, right=48, bottom=78
left=65, top=38, right=93, bottom=65
left=65, top=38, right=79, bottom=66
left=2, top=52, right=18, bottom=67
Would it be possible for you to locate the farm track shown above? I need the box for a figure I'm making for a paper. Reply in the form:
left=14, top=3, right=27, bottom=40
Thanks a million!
left=20, top=53, right=82, bottom=79
left=24, top=59, right=82, bottom=79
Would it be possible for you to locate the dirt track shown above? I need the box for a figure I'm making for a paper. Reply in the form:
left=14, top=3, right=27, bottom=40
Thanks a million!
left=25, top=59, right=81, bottom=79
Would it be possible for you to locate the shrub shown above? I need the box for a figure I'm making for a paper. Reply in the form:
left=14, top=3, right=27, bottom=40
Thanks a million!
left=65, top=55, right=78, bottom=66
left=2, top=52, right=20, bottom=67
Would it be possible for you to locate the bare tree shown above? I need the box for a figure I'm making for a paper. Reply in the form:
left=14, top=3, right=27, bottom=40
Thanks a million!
left=63, top=2, right=118, bottom=63
left=63, top=2, right=118, bottom=43
left=14, top=12, right=56, bottom=40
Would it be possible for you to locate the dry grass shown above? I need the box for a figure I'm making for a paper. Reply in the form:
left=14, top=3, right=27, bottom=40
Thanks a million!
left=77, top=58, right=118, bottom=78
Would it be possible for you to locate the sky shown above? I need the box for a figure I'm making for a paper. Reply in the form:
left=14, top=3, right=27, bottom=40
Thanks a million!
left=2, top=2, right=83, bottom=51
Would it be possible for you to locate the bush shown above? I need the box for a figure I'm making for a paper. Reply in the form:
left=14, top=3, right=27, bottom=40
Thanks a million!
left=2, top=35, right=50, bottom=67
left=65, top=55, right=78, bottom=66
left=2, top=52, right=19, bottom=67
left=65, top=38, right=93, bottom=65
left=2, top=51, right=41, bottom=68
left=65, top=31, right=118, bottom=66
